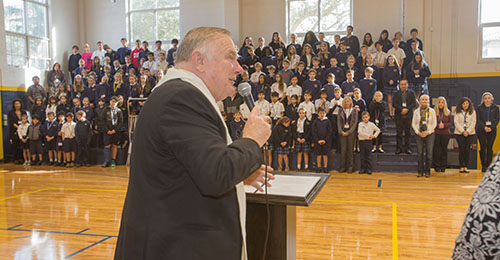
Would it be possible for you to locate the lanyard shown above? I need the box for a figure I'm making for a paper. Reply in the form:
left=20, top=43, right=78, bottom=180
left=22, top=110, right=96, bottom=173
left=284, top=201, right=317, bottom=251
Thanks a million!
left=47, top=120, right=55, bottom=129
left=486, top=107, right=491, bottom=121
left=113, top=83, right=120, bottom=93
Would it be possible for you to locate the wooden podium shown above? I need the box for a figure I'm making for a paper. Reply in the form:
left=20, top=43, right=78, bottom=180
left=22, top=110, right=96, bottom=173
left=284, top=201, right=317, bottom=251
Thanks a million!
left=245, top=172, right=330, bottom=260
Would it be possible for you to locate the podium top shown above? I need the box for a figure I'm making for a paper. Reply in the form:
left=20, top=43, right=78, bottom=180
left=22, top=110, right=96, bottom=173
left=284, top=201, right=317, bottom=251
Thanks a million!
left=245, top=172, right=330, bottom=206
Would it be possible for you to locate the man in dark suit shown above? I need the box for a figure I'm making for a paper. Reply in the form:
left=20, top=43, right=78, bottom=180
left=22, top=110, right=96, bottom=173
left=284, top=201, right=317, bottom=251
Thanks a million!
left=114, top=27, right=273, bottom=259
left=393, top=79, right=417, bottom=154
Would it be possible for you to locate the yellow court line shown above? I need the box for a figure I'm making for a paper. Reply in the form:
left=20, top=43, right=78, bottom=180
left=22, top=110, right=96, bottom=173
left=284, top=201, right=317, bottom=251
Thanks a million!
left=392, top=203, right=398, bottom=260
left=0, top=187, right=51, bottom=201
left=316, top=198, right=467, bottom=208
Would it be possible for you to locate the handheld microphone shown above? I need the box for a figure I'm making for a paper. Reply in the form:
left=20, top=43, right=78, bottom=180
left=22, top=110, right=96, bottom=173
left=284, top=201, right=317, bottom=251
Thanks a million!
left=237, top=82, right=255, bottom=111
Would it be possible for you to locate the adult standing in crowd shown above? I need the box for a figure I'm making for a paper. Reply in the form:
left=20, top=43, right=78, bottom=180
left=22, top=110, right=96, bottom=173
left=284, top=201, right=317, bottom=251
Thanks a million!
left=412, top=94, right=436, bottom=177
left=27, top=76, right=47, bottom=109
left=454, top=97, right=476, bottom=173
left=167, top=38, right=178, bottom=66
left=114, top=27, right=272, bottom=259
left=476, top=92, right=499, bottom=172
left=341, top=25, right=360, bottom=57
left=433, top=96, right=453, bottom=172
left=8, top=99, right=27, bottom=164
left=91, top=41, right=106, bottom=66
left=68, top=45, right=81, bottom=83
left=393, top=80, right=416, bottom=154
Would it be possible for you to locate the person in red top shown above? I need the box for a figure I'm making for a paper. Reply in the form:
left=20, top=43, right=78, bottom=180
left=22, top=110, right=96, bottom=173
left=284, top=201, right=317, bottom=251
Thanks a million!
left=130, top=40, right=144, bottom=69
left=433, top=96, right=453, bottom=172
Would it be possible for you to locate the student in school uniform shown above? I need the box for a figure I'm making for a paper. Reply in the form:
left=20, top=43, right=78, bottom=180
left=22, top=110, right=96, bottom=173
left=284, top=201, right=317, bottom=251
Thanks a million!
left=300, top=44, right=315, bottom=70
left=166, top=39, right=178, bottom=66
left=68, top=45, right=82, bottom=83
left=345, top=55, right=361, bottom=82
left=269, top=32, right=286, bottom=56
left=378, top=30, right=393, bottom=53
left=18, top=114, right=31, bottom=165
left=310, top=57, right=325, bottom=84
left=476, top=92, right=500, bottom=172
left=287, top=33, right=302, bottom=60
left=337, top=97, right=358, bottom=173
left=298, top=90, right=315, bottom=121
left=104, top=44, right=119, bottom=64
left=28, top=115, right=43, bottom=165
left=260, top=47, right=275, bottom=73
left=406, top=28, right=424, bottom=52
left=71, top=75, right=88, bottom=102
left=254, top=74, right=271, bottom=102
left=404, top=41, right=426, bottom=70
left=254, top=37, right=266, bottom=60
left=394, top=31, right=407, bottom=51
left=81, top=97, right=94, bottom=124
left=45, top=96, right=58, bottom=119
left=341, top=25, right=360, bottom=57
left=387, top=38, right=406, bottom=69
left=117, top=38, right=131, bottom=65
left=271, top=74, right=287, bottom=104
left=31, top=97, right=46, bottom=123
left=41, top=112, right=59, bottom=165
left=341, top=70, right=359, bottom=97
left=244, top=46, right=260, bottom=75
left=286, top=44, right=301, bottom=71
left=101, top=96, right=123, bottom=167
left=110, top=73, right=130, bottom=101
left=285, top=95, right=300, bottom=124
left=362, top=33, right=377, bottom=56
left=302, top=69, right=322, bottom=101
left=353, top=88, right=367, bottom=152
left=325, top=57, right=345, bottom=85
left=273, top=117, right=292, bottom=171
left=75, top=111, right=92, bottom=167
left=358, top=111, right=381, bottom=174
left=56, top=95, right=72, bottom=117
left=255, top=91, right=270, bottom=116
left=286, top=76, right=302, bottom=104
left=369, top=91, right=386, bottom=153
left=335, top=41, right=351, bottom=69
left=238, top=36, right=254, bottom=60
left=295, top=62, right=308, bottom=86
left=406, top=51, right=431, bottom=98
left=54, top=112, right=65, bottom=166
left=315, top=89, right=330, bottom=115
left=372, top=42, right=388, bottom=88
left=269, top=92, right=285, bottom=126
left=322, top=73, right=338, bottom=101
left=279, top=59, right=295, bottom=86
left=274, top=48, right=286, bottom=72
left=359, top=67, right=378, bottom=104
left=383, top=55, right=401, bottom=118
left=328, top=87, right=344, bottom=152
left=315, top=32, right=331, bottom=51
left=266, top=65, right=277, bottom=85
left=229, top=111, right=245, bottom=141
left=412, top=95, right=437, bottom=178
left=62, top=112, right=77, bottom=167
left=294, top=108, right=312, bottom=171
left=454, top=97, right=476, bottom=173
left=302, top=31, right=319, bottom=54
left=393, top=80, right=417, bottom=154
left=312, top=107, right=331, bottom=173
left=355, top=45, right=369, bottom=69
left=318, top=42, right=333, bottom=69
left=330, top=34, right=341, bottom=55
left=433, top=96, right=453, bottom=173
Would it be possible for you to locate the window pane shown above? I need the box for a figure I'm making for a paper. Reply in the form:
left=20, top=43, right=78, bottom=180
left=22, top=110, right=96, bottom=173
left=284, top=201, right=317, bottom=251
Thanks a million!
left=26, top=2, right=47, bottom=37
left=157, top=9, right=180, bottom=41
left=6, top=34, right=26, bottom=67
left=482, top=26, right=500, bottom=58
left=130, top=0, right=155, bottom=11
left=157, top=0, right=179, bottom=8
left=289, top=0, right=318, bottom=34
left=320, top=0, right=350, bottom=32
left=481, top=0, right=500, bottom=24
left=31, top=0, right=47, bottom=4
left=130, top=12, right=155, bottom=41
left=4, top=0, right=25, bottom=33
left=29, top=38, right=49, bottom=59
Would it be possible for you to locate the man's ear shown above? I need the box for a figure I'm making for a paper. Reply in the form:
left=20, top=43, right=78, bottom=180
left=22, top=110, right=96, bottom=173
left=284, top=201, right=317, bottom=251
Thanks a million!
left=191, top=50, right=206, bottom=73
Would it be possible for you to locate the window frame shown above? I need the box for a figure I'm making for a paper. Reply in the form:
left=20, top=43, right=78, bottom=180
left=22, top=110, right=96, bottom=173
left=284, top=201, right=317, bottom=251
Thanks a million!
left=4, top=0, right=51, bottom=70
left=286, top=0, right=353, bottom=45
left=478, top=0, right=500, bottom=62
left=126, top=0, right=180, bottom=46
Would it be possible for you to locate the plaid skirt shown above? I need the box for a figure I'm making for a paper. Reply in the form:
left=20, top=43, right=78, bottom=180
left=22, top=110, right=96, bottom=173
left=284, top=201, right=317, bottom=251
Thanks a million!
left=383, top=84, right=398, bottom=95
left=275, top=146, right=290, bottom=154
left=295, top=141, right=310, bottom=153
left=409, top=83, right=424, bottom=95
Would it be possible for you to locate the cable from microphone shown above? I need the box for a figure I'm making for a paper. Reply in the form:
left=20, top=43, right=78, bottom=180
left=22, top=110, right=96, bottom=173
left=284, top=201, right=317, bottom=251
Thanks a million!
left=237, top=82, right=255, bottom=111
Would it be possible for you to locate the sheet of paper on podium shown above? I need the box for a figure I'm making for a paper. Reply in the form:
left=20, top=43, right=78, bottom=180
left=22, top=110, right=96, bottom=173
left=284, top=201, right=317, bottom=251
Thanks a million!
left=244, top=174, right=322, bottom=198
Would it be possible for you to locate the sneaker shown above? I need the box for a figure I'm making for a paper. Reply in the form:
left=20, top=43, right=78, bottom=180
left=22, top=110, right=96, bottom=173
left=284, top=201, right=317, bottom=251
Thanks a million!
left=111, top=160, right=116, bottom=167
left=366, top=171, right=372, bottom=175
left=405, top=149, right=412, bottom=155
left=371, top=148, right=377, bottom=153
left=417, top=172, right=424, bottom=177
left=23, top=161, right=27, bottom=166
left=378, top=148, right=385, bottom=153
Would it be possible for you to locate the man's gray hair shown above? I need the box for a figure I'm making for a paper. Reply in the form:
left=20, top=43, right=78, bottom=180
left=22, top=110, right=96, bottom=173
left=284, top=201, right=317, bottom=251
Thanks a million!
left=176, top=27, right=232, bottom=63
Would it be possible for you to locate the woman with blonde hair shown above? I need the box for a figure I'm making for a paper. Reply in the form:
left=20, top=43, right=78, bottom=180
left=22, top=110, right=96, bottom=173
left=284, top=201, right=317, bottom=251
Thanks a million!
left=412, top=94, right=437, bottom=177
left=433, top=96, right=453, bottom=172
left=476, top=92, right=500, bottom=172
left=337, top=96, right=358, bottom=173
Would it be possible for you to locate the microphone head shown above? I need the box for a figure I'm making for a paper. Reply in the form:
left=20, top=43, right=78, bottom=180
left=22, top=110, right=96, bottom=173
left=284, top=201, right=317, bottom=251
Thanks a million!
left=237, top=82, right=252, bottom=96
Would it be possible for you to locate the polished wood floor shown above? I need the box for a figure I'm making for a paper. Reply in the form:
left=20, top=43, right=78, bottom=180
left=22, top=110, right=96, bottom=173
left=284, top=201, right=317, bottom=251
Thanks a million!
left=0, top=163, right=482, bottom=259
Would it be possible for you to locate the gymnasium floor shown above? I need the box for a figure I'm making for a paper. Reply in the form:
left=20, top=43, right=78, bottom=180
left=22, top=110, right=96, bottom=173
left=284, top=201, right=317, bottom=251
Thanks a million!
left=0, top=164, right=480, bottom=259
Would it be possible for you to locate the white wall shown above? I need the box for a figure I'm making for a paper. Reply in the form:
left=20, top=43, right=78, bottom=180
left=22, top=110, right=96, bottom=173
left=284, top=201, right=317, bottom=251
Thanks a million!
left=353, top=0, right=402, bottom=41
left=83, top=0, right=127, bottom=50
left=239, top=0, right=286, bottom=47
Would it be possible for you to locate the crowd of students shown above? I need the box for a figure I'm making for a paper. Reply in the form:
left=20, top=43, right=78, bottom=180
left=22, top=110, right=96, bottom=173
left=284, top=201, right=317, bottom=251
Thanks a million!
left=6, top=26, right=499, bottom=176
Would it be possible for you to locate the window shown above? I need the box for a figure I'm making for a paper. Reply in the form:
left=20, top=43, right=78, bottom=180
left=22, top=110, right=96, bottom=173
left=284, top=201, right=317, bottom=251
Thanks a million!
left=479, top=0, right=500, bottom=60
left=3, top=0, right=50, bottom=69
left=287, top=0, right=352, bottom=45
left=127, top=0, right=180, bottom=44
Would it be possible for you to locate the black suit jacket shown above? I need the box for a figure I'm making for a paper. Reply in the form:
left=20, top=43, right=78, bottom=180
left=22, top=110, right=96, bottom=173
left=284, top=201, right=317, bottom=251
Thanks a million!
left=393, top=89, right=417, bottom=118
left=114, top=79, right=263, bottom=259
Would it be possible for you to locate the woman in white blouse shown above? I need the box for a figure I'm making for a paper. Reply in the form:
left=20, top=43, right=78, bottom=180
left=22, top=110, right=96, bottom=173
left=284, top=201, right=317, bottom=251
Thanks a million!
left=454, top=97, right=477, bottom=173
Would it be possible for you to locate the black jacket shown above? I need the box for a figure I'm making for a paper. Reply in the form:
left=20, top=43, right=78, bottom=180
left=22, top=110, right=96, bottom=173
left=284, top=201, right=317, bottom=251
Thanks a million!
left=393, top=89, right=417, bottom=118
left=272, top=124, right=292, bottom=148
left=114, top=79, right=263, bottom=259
left=75, top=119, right=92, bottom=141
left=368, top=101, right=386, bottom=130
left=101, top=106, right=123, bottom=132
left=292, top=118, right=312, bottom=143
left=477, top=103, right=500, bottom=133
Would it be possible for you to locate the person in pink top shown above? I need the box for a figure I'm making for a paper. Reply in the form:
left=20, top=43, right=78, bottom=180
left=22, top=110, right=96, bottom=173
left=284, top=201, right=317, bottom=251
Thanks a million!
left=81, top=43, right=93, bottom=70
left=130, top=40, right=143, bottom=69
